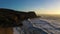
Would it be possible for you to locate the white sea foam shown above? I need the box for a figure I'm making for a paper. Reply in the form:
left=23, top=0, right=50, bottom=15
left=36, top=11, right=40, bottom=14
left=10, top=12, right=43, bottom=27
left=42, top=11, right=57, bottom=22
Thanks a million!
left=13, top=18, right=60, bottom=34
left=29, top=18, right=60, bottom=34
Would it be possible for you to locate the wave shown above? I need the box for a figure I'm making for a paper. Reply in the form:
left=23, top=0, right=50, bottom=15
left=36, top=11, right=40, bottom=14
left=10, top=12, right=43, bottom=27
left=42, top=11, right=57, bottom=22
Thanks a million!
left=28, top=18, right=60, bottom=34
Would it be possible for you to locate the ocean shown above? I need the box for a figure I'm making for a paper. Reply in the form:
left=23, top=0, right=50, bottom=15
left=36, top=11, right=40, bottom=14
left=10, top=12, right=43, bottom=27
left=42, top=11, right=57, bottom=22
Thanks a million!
left=13, top=15, right=60, bottom=34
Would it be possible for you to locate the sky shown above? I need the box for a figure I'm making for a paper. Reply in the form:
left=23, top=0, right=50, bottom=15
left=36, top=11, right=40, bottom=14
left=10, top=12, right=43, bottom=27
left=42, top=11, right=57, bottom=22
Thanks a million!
left=0, top=0, right=60, bottom=15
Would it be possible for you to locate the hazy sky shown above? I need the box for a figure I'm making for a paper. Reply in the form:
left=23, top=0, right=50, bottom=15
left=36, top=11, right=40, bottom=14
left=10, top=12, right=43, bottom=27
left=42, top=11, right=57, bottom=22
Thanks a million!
left=0, top=0, right=60, bottom=14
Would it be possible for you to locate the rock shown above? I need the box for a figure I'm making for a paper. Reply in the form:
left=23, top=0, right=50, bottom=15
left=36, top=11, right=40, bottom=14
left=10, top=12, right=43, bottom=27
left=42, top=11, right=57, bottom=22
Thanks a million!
left=0, top=8, right=37, bottom=27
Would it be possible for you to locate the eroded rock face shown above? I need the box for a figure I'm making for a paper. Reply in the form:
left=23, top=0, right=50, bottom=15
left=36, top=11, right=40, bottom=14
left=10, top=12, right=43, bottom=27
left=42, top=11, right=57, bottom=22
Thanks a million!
left=0, top=8, right=37, bottom=27
left=27, top=11, right=37, bottom=19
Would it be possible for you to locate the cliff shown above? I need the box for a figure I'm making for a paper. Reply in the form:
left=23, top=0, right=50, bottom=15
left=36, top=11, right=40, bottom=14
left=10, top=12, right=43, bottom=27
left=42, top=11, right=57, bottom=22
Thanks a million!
left=0, top=8, right=37, bottom=27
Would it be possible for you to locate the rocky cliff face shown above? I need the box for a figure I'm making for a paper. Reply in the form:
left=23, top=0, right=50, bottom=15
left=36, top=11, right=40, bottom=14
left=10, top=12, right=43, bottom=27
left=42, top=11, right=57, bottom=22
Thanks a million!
left=0, top=8, right=37, bottom=27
